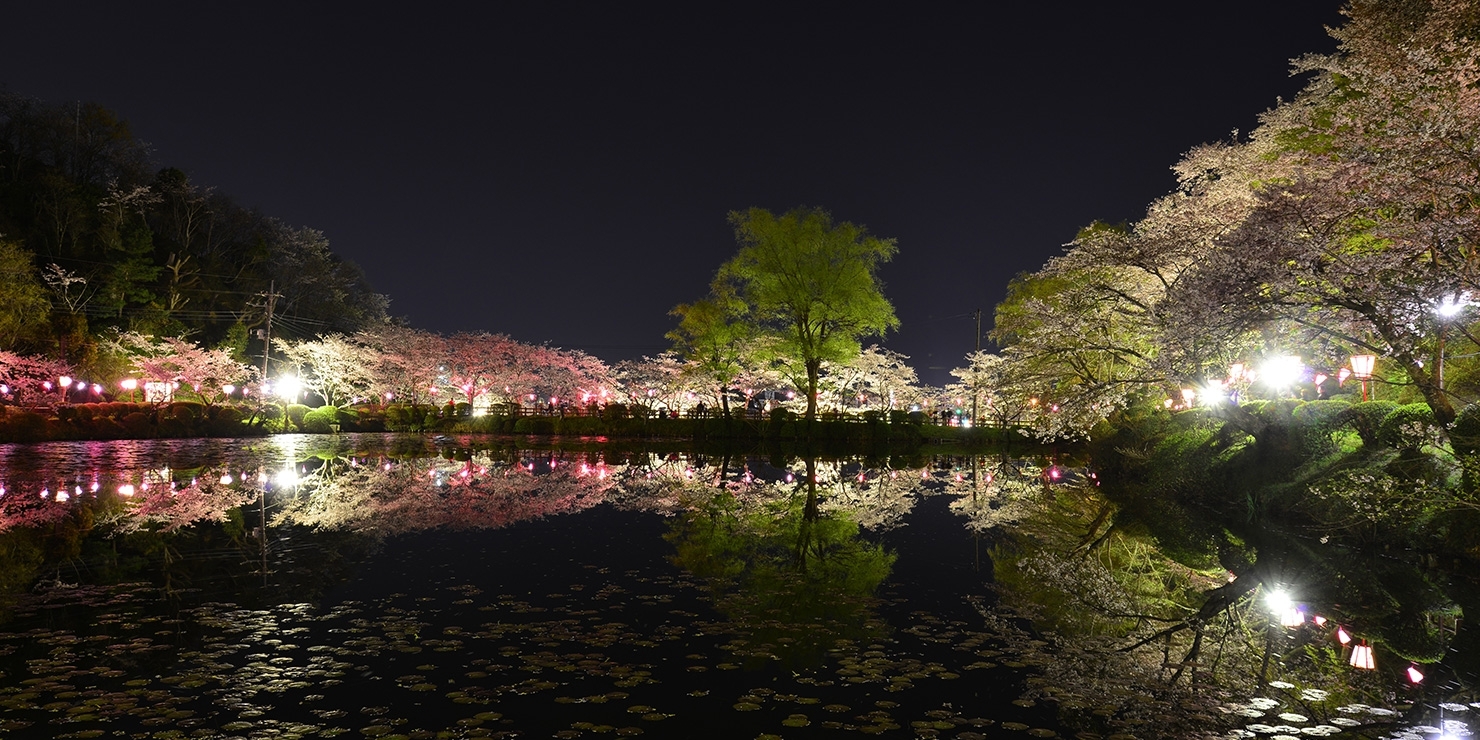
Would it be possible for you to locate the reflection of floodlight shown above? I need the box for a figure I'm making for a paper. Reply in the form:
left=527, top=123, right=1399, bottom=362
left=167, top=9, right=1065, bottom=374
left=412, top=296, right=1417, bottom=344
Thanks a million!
left=1259, top=356, right=1304, bottom=389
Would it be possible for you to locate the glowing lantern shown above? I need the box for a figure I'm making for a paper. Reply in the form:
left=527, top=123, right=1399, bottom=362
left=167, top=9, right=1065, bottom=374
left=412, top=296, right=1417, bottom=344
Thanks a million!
left=1349, top=642, right=1375, bottom=670
left=1350, top=354, right=1377, bottom=401
left=59, top=375, right=72, bottom=388
left=1336, top=626, right=1352, bottom=645
left=1279, top=608, right=1305, bottom=628
left=1406, top=664, right=1424, bottom=683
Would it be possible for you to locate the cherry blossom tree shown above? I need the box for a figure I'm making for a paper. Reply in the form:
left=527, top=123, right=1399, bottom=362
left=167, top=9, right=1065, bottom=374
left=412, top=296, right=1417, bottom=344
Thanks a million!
left=108, top=331, right=257, bottom=408
left=0, top=350, right=72, bottom=408
left=277, top=333, right=378, bottom=407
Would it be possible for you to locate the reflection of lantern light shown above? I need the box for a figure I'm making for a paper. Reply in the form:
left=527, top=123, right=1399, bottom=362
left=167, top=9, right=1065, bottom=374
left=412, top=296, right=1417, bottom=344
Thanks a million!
left=219, top=474, right=233, bottom=485
left=1349, top=642, right=1375, bottom=669
left=1280, top=608, right=1305, bottom=628
left=1406, top=664, right=1424, bottom=683
left=118, top=484, right=135, bottom=496
left=1336, top=626, right=1352, bottom=645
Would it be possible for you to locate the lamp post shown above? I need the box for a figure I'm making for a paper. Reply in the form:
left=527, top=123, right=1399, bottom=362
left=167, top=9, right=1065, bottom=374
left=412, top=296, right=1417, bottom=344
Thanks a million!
left=1350, top=354, right=1377, bottom=402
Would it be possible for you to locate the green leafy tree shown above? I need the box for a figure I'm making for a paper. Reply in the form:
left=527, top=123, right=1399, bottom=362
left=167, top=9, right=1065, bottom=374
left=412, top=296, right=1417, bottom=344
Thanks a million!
left=715, top=207, right=899, bottom=421
left=0, top=239, right=50, bottom=350
left=667, top=286, right=749, bottom=415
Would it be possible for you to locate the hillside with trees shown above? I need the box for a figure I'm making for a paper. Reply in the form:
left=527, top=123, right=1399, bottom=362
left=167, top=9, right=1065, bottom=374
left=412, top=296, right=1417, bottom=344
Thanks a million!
left=0, top=92, right=389, bottom=367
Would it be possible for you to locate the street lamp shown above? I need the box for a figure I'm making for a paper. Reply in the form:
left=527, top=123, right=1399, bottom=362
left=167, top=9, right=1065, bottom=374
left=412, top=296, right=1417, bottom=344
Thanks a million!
left=1350, top=354, right=1377, bottom=402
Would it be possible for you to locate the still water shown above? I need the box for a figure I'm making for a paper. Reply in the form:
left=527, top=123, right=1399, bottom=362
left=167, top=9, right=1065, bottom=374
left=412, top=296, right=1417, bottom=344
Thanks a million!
left=0, top=435, right=1471, bottom=740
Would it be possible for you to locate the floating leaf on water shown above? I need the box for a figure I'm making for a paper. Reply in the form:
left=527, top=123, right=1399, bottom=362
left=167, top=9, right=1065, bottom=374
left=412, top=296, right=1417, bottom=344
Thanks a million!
left=781, top=715, right=810, bottom=728
left=1012, top=699, right=1037, bottom=708
left=639, top=713, right=670, bottom=722
left=1267, top=681, right=1295, bottom=690
left=1025, top=730, right=1056, bottom=738
left=1002, top=722, right=1031, bottom=731
left=616, top=729, right=644, bottom=737
left=626, top=706, right=654, bottom=714
left=733, top=702, right=761, bottom=712
left=1276, top=713, right=1307, bottom=723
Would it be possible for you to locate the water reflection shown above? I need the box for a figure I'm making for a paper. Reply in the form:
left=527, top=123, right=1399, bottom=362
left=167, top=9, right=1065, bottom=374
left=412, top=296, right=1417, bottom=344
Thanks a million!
left=0, top=435, right=1472, bottom=738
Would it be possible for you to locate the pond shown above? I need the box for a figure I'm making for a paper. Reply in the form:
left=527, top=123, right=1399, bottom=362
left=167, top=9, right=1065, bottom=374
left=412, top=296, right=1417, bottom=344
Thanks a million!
left=0, top=434, right=1473, bottom=740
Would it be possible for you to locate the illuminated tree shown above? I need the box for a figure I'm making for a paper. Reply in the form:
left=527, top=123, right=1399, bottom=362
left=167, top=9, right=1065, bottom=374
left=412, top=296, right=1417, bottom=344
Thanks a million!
left=668, top=285, right=751, bottom=415
left=0, top=350, right=72, bottom=408
left=278, top=333, right=378, bottom=407
left=110, top=331, right=258, bottom=407
left=716, top=207, right=899, bottom=421
left=359, top=326, right=445, bottom=407
left=817, top=345, right=922, bottom=413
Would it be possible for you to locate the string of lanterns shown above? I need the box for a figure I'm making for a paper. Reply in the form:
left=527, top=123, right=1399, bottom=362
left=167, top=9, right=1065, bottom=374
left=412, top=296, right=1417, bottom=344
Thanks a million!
left=1265, top=586, right=1430, bottom=684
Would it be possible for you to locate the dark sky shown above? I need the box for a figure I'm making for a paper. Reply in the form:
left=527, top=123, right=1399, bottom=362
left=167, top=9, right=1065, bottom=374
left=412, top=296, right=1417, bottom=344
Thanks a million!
left=2, top=2, right=1343, bottom=384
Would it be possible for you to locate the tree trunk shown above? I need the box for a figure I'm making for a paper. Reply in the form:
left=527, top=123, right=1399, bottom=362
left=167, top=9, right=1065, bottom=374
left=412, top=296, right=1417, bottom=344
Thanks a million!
left=805, top=360, right=820, bottom=421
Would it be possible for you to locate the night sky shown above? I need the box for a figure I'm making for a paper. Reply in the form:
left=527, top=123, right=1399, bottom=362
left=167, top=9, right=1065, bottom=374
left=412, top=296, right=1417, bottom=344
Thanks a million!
left=2, top=3, right=1343, bottom=384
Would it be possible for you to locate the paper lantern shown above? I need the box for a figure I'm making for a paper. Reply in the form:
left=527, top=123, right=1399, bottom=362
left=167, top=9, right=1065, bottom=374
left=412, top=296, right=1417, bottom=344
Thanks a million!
left=1406, top=664, right=1424, bottom=683
left=1336, top=626, right=1352, bottom=645
left=1349, top=642, right=1375, bottom=670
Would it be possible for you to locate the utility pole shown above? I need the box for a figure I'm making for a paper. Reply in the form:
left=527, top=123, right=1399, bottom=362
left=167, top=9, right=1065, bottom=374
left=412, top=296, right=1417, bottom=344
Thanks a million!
left=257, top=280, right=278, bottom=382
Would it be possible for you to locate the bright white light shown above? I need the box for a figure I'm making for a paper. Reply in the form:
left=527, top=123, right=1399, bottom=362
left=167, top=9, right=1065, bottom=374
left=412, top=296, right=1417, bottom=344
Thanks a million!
left=1436, top=293, right=1468, bottom=319
left=1259, top=356, right=1305, bottom=389
left=276, top=376, right=302, bottom=400
left=1265, top=587, right=1293, bottom=615
left=275, top=468, right=299, bottom=487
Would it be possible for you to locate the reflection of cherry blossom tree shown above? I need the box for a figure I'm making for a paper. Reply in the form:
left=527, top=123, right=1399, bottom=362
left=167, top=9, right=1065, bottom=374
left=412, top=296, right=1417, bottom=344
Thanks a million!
left=272, top=453, right=618, bottom=534
left=120, top=476, right=259, bottom=533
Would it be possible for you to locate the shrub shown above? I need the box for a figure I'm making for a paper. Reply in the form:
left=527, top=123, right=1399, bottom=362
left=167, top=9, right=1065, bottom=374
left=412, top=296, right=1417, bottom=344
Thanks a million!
left=0, top=410, right=47, bottom=442
left=602, top=403, right=629, bottom=421
left=1451, top=404, right=1480, bottom=456
left=1377, top=403, right=1439, bottom=449
left=1337, top=400, right=1400, bottom=447
left=286, top=404, right=311, bottom=430
left=168, top=401, right=204, bottom=422
left=513, top=417, right=555, bottom=435
left=301, top=406, right=339, bottom=434
left=120, top=412, right=153, bottom=437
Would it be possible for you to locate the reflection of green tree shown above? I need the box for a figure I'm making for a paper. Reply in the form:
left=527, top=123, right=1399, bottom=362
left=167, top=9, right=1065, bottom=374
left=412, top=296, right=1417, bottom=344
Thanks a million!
left=667, top=459, right=896, bottom=668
